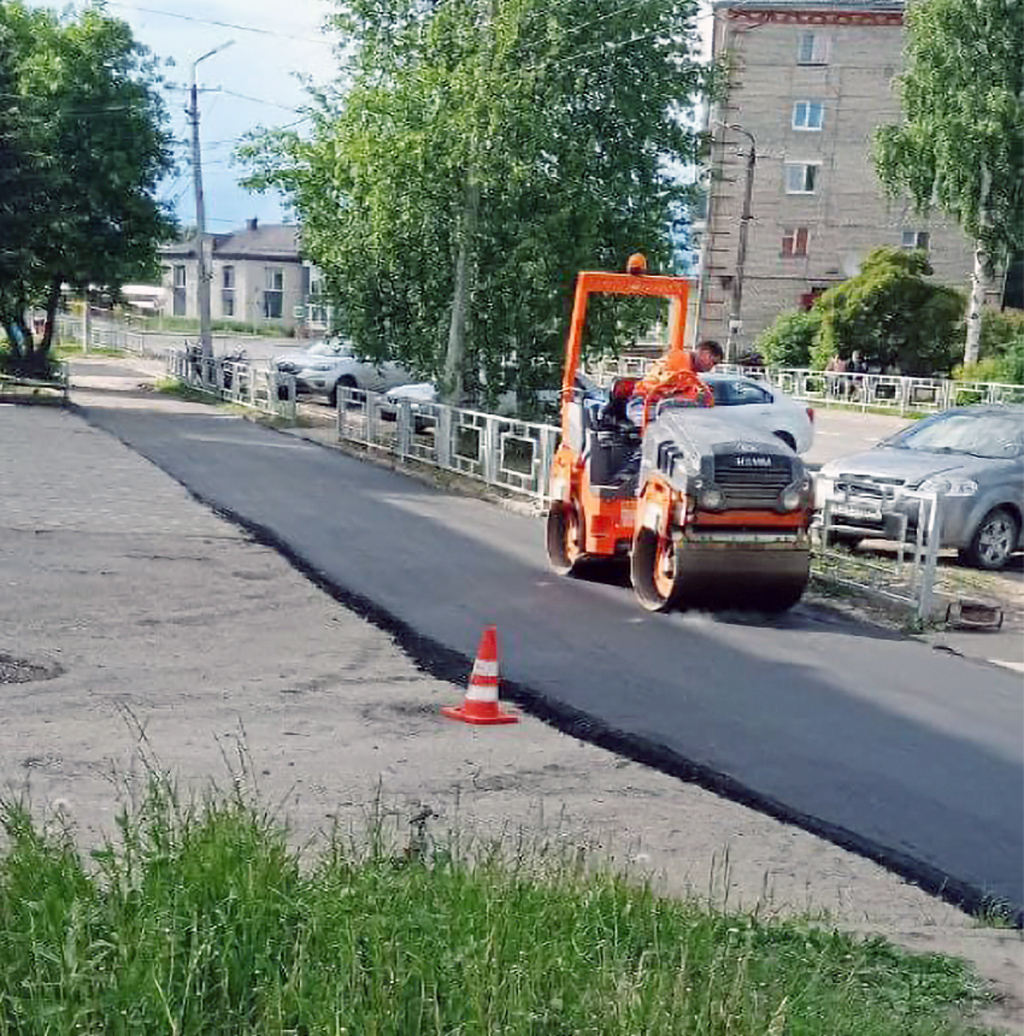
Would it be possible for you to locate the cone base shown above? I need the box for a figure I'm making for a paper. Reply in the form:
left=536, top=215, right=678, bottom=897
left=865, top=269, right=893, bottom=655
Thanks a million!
left=441, top=704, right=519, bottom=725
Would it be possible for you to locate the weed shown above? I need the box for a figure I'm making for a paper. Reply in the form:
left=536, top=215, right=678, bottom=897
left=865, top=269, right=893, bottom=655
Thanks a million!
left=0, top=783, right=994, bottom=1035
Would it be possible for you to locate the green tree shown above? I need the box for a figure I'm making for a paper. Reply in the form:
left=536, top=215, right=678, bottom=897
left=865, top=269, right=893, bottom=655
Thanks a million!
left=0, top=2, right=175, bottom=374
left=873, top=0, right=1024, bottom=366
left=242, top=0, right=706, bottom=402
left=956, top=308, right=1024, bottom=383
left=754, top=308, right=821, bottom=368
left=811, top=247, right=964, bottom=375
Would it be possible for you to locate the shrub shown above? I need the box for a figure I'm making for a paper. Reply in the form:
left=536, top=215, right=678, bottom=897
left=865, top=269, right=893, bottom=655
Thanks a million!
left=810, top=248, right=964, bottom=375
left=754, top=309, right=821, bottom=368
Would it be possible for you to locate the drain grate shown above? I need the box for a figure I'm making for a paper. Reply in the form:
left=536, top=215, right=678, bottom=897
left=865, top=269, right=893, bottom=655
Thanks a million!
left=0, top=654, right=63, bottom=684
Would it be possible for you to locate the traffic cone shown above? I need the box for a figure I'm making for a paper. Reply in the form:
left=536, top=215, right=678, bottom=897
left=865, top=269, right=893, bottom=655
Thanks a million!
left=441, top=626, right=519, bottom=725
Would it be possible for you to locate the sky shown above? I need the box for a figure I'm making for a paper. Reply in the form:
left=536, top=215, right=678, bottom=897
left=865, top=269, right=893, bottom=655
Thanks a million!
left=35, top=1, right=341, bottom=231
left=33, top=0, right=711, bottom=235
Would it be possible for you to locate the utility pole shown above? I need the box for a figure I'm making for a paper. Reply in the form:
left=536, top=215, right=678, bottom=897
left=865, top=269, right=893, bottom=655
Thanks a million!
left=188, top=41, right=234, bottom=367
left=715, top=121, right=756, bottom=363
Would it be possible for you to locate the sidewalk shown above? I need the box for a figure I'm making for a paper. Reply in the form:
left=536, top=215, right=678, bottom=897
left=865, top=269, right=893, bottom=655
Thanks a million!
left=4, top=358, right=1014, bottom=1029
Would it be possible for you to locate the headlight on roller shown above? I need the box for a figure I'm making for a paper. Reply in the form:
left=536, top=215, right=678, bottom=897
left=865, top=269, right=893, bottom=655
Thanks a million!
left=780, top=488, right=803, bottom=511
left=700, top=487, right=724, bottom=510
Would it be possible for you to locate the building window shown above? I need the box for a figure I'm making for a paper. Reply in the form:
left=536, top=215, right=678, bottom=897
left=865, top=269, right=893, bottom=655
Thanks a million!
left=797, top=32, right=830, bottom=65
left=792, top=101, right=824, bottom=131
left=308, top=269, right=329, bottom=326
left=263, top=267, right=283, bottom=320
left=901, top=230, right=930, bottom=251
left=172, top=265, right=186, bottom=317
left=781, top=227, right=809, bottom=257
left=785, top=162, right=819, bottom=194
left=221, top=266, right=235, bottom=317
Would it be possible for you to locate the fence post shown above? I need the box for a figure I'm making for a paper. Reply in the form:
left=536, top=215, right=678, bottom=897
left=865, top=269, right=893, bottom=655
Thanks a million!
left=397, top=400, right=413, bottom=459
left=482, top=416, right=498, bottom=484
left=917, top=493, right=943, bottom=622
left=436, top=405, right=452, bottom=469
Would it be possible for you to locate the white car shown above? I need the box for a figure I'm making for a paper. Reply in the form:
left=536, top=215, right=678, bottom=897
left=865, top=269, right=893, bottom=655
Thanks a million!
left=700, top=373, right=815, bottom=454
left=273, top=338, right=413, bottom=406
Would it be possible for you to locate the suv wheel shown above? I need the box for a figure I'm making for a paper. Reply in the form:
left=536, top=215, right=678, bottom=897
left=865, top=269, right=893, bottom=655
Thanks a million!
left=960, top=507, right=1019, bottom=570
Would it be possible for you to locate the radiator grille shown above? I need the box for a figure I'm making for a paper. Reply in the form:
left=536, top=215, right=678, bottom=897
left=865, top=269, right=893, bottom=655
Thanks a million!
left=714, top=454, right=792, bottom=505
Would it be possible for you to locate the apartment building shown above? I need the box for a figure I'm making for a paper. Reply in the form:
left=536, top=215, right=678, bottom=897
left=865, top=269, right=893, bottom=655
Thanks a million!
left=158, top=219, right=331, bottom=335
left=694, top=0, right=977, bottom=357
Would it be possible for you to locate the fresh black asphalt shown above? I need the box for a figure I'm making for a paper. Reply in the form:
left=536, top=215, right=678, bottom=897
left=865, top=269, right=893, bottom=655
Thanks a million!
left=79, top=403, right=1024, bottom=919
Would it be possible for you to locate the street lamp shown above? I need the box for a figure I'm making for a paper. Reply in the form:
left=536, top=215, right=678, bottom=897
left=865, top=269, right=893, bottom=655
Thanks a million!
left=713, top=120, right=756, bottom=362
left=189, top=40, right=235, bottom=364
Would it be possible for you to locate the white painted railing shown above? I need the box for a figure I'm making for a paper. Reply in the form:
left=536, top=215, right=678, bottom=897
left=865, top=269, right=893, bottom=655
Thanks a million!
left=585, top=356, right=1024, bottom=415
left=815, top=490, right=944, bottom=620
left=336, top=387, right=559, bottom=502
left=165, top=349, right=297, bottom=420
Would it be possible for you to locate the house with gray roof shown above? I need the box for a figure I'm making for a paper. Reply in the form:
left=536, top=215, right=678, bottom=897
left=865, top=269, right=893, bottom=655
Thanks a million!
left=158, top=219, right=330, bottom=334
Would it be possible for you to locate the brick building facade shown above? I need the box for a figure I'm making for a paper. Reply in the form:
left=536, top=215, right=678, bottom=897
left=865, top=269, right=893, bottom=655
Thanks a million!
left=694, top=0, right=978, bottom=358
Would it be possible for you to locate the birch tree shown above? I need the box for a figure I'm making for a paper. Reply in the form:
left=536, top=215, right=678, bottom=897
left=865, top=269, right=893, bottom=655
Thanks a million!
left=874, top=0, right=1023, bottom=365
left=242, top=0, right=707, bottom=403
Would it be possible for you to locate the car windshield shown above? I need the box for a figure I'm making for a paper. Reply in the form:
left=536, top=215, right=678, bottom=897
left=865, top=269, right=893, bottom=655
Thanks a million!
left=887, top=412, right=1023, bottom=459
left=307, top=339, right=352, bottom=357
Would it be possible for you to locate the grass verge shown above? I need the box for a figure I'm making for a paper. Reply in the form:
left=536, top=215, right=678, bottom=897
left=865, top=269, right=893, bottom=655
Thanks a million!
left=154, top=376, right=217, bottom=404
left=0, top=779, right=995, bottom=1036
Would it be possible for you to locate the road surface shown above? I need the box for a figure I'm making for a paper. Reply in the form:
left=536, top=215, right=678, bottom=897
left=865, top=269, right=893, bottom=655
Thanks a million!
left=77, top=400, right=1024, bottom=918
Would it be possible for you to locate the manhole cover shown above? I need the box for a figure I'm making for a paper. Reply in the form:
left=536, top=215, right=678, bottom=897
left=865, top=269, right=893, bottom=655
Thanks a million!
left=0, top=653, right=63, bottom=684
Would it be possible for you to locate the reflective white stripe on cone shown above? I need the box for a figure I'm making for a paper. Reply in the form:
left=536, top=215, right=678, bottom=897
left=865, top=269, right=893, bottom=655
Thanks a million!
left=441, top=625, right=518, bottom=725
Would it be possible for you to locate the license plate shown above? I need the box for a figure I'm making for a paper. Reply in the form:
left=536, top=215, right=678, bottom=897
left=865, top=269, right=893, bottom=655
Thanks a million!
left=832, top=501, right=882, bottom=521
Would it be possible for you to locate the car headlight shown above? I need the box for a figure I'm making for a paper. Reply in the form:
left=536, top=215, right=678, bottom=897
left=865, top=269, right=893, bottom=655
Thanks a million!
left=916, top=476, right=978, bottom=496
left=780, top=488, right=802, bottom=511
left=700, top=487, right=724, bottom=510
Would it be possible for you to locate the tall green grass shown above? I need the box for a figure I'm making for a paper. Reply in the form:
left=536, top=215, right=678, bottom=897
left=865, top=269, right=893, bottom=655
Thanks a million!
left=0, top=779, right=992, bottom=1035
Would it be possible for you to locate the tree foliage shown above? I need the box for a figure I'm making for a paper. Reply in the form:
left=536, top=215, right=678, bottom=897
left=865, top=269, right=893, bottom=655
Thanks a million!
left=0, top=1, right=175, bottom=372
left=754, top=308, right=820, bottom=368
left=242, top=0, right=706, bottom=401
left=811, top=247, right=964, bottom=375
left=956, top=308, right=1024, bottom=383
left=873, top=0, right=1023, bottom=263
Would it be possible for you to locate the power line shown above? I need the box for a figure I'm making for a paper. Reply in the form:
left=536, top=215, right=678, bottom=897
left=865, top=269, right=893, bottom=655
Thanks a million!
left=217, top=89, right=304, bottom=113
left=104, top=2, right=332, bottom=46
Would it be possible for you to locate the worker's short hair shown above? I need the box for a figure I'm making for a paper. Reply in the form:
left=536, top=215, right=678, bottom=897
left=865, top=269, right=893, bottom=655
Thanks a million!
left=698, top=339, right=724, bottom=360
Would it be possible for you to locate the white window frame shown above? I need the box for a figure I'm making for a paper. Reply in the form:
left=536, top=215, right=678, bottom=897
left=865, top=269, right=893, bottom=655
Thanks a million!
left=797, top=31, right=830, bottom=65
left=901, top=230, right=930, bottom=251
left=263, top=266, right=284, bottom=320
left=173, top=265, right=186, bottom=289
left=792, top=101, right=824, bottom=131
left=222, top=265, right=235, bottom=289
left=785, top=162, right=820, bottom=194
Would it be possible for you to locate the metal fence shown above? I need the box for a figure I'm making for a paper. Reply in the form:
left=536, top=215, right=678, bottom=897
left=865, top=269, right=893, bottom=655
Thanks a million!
left=166, top=349, right=297, bottom=421
left=815, top=489, right=944, bottom=620
left=336, top=387, right=559, bottom=502
left=56, top=314, right=155, bottom=355
left=585, top=356, right=1024, bottom=415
